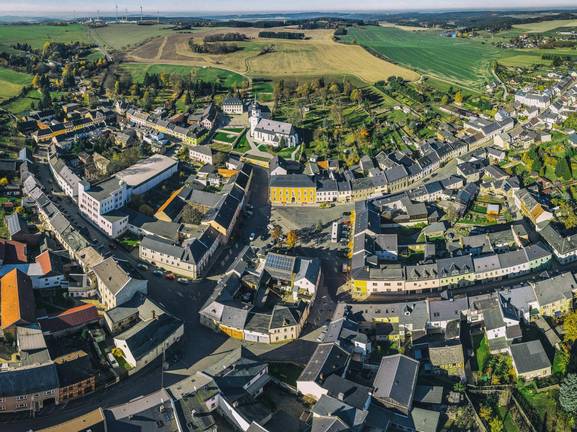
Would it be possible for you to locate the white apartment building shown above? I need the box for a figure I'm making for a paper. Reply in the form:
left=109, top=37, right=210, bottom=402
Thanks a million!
left=78, top=155, right=178, bottom=238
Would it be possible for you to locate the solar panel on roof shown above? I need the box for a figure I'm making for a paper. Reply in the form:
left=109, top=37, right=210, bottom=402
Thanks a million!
left=265, top=254, right=295, bottom=273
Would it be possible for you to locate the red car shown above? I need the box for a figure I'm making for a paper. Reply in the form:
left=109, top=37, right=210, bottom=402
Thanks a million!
left=164, top=272, right=176, bottom=281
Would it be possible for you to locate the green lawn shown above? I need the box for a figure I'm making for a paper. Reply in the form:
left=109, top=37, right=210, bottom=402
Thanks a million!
left=3, top=88, right=41, bottom=113
left=120, top=63, right=247, bottom=88
left=516, top=383, right=568, bottom=431
left=0, top=67, right=32, bottom=101
left=118, top=233, right=140, bottom=250
left=220, top=127, right=244, bottom=133
left=473, top=333, right=490, bottom=371
left=497, top=406, right=519, bottom=432
left=341, top=26, right=502, bottom=89
left=85, top=49, right=105, bottom=62
left=213, top=131, right=239, bottom=144
left=0, top=23, right=90, bottom=52
left=234, top=131, right=251, bottom=153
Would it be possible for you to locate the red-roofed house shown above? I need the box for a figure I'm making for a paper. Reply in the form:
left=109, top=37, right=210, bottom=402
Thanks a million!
left=0, top=239, right=28, bottom=265
left=38, top=303, right=100, bottom=336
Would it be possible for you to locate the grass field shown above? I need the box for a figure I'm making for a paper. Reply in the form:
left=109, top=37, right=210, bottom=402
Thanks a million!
left=341, top=26, right=501, bottom=89
left=89, top=23, right=173, bottom=51
left=213, top=131, right=239, bottom=144
left=0, top=24, right=89, bottom=52
left=3, top=88, right=41, bottom=113
left=513, top=19, right=577, bottom=33
left=497, top=53, right=553, bottom=67
left=119, top=63, right=247, bottom=88
left=127, top=26, right=418, bottom=83
left=0, top=67, right=33, bottom=101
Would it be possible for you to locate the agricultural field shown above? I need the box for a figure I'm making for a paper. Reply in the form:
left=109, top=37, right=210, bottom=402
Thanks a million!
left=340, top=26, right=501, bottom=89
left=89, top=23, right=174, bottom=51
left=0, top=67, right=33, bottom=101
left=0, top=23, right=90, bottom=52
left=512, top=19, right=577, bottom=33
left=127, top=27, right=418, bottom=83
left=119, top=63, right=247, bottom=88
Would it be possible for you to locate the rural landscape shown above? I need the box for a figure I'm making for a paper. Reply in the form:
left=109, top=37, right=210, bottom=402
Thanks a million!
left=2, top=4, right=577, bottom=432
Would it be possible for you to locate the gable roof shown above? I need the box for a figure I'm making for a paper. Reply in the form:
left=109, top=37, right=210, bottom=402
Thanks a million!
left=298, top=343, right=350, bottom=384
left=38, top=303, right=100, bottom=334
left=92, top=257, right=138, bottom=295
left=373, top=354, right=419, bottom=410
left=1, top=269, right=36, bottom=329
left=511, top=340, right=551, bottom=374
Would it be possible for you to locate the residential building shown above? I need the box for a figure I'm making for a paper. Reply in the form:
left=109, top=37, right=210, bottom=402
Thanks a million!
left=0, top=269, right=36, bottom=333
left=372, top=354, right=419, bottom=415
left=92, top=257, right=148, bottom=310
left=296, top=342, right=351, bottom=400
left=139, top=227, right=221, bottom=279
left=510, top=340, right=551, bottom=380
left=531, top=272, right=576, bottom=318
left=189, top=145, right=214, bottom=165
left=113, top=302, right=183, bottom=372
left=223, top=95, right=244, bottom=115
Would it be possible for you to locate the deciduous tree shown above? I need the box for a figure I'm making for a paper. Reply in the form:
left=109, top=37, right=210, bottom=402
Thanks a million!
left=286, top=230, right=298, bottom=249
left=563, top=311, right=577, bottom=342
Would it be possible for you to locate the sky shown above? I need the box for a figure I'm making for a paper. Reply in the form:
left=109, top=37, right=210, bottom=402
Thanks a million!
left=0, top=0, right=576, bottom=15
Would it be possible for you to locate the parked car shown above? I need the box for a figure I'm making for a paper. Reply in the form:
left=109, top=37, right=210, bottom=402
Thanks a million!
left=164, top=272, right=176, bottom=281
left=249, top=232, right=256, bottom=241
left=152, top=270, right=163, bottom=277
left=137, top=263, right=149, bottom=271
left=177, top=278, right=190, bottom=285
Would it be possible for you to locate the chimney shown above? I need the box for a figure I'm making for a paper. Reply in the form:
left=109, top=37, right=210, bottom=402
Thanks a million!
left=337, top=392, right=345, bottom=401
left=152, top=310, right=156, bottom=320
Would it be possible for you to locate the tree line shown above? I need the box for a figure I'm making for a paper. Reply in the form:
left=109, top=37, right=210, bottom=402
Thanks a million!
left=188, top=38, right=242, bottom=54
left=258, top=31, right=305, bottom=40
left=203, top=32, right=248, bottom=42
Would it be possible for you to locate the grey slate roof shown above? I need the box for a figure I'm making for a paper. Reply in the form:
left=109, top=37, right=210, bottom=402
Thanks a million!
left=428, top=297, right=468, bottom=322
left=323, top=374, right=371, bottom=410
left=373, top=354, right=419, bottom=411
left=92, top=257, right=137, bottom=295
left=0, top=363, right=59, bottom=397
left=115, top=313, right=182, bottom=361
left=511, top=340, right=551, bottom=374
left=298, top=343, right=350, bottom=384
left=269, top=174, right=314, bottom=188
left=532, top=272, right=576, bottom=306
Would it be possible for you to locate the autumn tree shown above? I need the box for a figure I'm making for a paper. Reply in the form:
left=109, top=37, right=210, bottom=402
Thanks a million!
left=489, top=417, right=503, bottom=432
left=351, top=88, right=363, bottom=105
left=479, top=405, right=493, bottom=422
left=271, top=225, right=283, bottom=242
left=563, top=310, right=577, bottom=342
left=558, top=201, right=577, bottom=230
left=454, top=90, right=463, bottom=105
left=0, top=177, right=8, bottom=187
left=286, top=230, right=298, bottom=249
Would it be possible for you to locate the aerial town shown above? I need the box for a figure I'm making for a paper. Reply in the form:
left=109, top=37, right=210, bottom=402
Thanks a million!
left=1, top=5, right=577, bottom=432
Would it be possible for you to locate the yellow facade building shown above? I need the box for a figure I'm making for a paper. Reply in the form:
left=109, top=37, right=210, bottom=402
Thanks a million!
left=269, top=174, right=316, bottom=206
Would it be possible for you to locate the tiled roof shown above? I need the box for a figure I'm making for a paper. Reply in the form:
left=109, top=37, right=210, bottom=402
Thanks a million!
left=0, top=269, right=36, bottom=329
